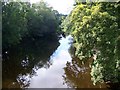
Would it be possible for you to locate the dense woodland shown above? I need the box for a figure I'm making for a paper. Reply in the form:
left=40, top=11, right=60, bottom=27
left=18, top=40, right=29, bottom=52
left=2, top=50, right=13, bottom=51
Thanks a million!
left=2, top=0, right=120, bottom=89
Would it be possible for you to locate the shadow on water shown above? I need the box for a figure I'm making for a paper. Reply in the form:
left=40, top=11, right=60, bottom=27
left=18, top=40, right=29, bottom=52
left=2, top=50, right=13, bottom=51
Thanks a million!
left=2, top=35, right=60, bottom=88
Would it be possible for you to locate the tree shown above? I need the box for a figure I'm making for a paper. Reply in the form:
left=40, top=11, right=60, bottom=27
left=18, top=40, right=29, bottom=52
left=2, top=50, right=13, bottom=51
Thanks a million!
left=62, top=1, right=120, bottom=86
left=2, top=1, right=62, bottom=49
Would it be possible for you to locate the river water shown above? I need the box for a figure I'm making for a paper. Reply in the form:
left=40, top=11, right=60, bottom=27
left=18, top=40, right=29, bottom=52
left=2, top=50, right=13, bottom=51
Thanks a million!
left=2, top=35, right=108, bottom=89
left=27, top=35, right=73, bottom=88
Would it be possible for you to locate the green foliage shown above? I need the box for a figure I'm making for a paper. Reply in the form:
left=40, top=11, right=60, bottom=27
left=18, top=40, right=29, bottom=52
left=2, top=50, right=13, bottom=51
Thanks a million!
left=27, top=2, right=60, bottom=38
left=2, top=2, right=29, bottom=48
left=2, top=1, right=61, bottom=49
left=62, top=2, right=120, bottom=84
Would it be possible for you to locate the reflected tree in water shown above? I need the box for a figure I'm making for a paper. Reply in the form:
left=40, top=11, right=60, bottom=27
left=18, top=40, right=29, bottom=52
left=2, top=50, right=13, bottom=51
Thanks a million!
left=63, top=57, right=107, bottom=88
left=2, top=37, right=60, bottom=88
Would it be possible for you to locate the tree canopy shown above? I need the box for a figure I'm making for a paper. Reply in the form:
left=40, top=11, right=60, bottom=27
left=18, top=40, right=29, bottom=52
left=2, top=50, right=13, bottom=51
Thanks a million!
left=62, top=1, right=120, bottom=85
left=2, top=1, right=62, bottom=49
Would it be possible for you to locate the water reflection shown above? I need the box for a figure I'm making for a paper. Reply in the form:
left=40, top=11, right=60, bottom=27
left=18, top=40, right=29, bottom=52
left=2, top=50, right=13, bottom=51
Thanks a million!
left=3, top=35, right=109, bottom=89
left=2, top=36, right=60, bottom=88
left=63, top=56, right=108, bottom=88
left=28, top=35, right=73, bottom=88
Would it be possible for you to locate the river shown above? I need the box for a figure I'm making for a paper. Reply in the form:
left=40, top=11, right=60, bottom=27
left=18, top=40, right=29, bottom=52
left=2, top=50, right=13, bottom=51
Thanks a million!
left=2, top=35, right=108, bottom=89
left=27, top=35, right=73, bottom=88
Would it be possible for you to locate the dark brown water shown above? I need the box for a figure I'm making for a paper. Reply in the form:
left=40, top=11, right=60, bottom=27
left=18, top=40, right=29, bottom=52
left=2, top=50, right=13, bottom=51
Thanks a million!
left=2, top=35, right=109, bottom=89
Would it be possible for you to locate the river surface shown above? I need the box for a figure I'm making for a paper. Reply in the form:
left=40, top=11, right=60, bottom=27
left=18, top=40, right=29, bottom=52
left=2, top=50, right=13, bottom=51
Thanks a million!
left=28, top=35, right=73, bottom=88
left=2, top=35, right=108, bottom=89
